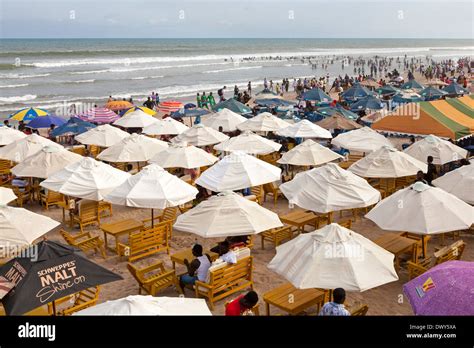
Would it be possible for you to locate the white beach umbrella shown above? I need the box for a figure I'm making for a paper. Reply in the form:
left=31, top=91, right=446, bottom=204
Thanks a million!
left=174, top=191, right=283, bottom=238
left=348, top=146, right=428, bottom=178
left=0, top=187, right=17, bottom=205
left=11, top=146, right=83, bottom=179
left=432, top=164, right=474, bottom=204
left=40, top=157, right=130, bottom=201
left=277, top=119, right=332, bottom=139
left=277, top=139, right=343, bottom=166
left=279, top=163, right=381, bottom=213
left=97, top=133, right=168, bottom=163
left=331, top=127, right=392, bottom=153
left=171, top=124, right=229, bottom=147
left=0, top=134, right=63, bottom=163
left=0, top=126, right=26, bottom=146
left=112, top=110, right=157, bottom=128
left=195, top=151, right=281, bottom=192
left=237, top=112, right=290, bottom=132
left=201, top=108, right=247, bottom=132
left=142, top=117, right=189, bottom=136
left=75, top=295, right=212, bottom=316
left=75, top=124, right=130, bottom=147
left=149, top=143, right=218, bottom=169
left=404, top=134, right=468, bottom=165
left=214, top=131, right=282, bottom=155
left=268, top=223, right=398, bottom=291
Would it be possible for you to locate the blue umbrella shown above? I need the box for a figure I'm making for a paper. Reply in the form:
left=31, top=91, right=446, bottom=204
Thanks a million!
left=419, top=86, right=448, bottom=100
left=316, top=106, right=359, bottom=120
left=350, top=96, right=385, bottom=112
left=302, top=87, right=332, bottom=102
left=392, top=93, right=423, bottom=104
left=400, top=80, right=425, bottom=90
left=212, top=98, right=252, bottom=114
left=375, top=85, right=400, bottom=96
left=341, top=84, right=373, bottom=101
left=26, top=114, right=67, bottom=129
left=184, top=103, right=196, bottom=109
left=171, top=107, right=210, bottom=119
left=254, top=98, right=295, bottom=107
left=442, top=83, right=469, bottom=96
left=51, top=117, right=96, bottom=137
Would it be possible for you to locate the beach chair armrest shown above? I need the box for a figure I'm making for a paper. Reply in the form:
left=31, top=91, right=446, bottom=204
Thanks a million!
left=194, top=280, right=211, bottom=290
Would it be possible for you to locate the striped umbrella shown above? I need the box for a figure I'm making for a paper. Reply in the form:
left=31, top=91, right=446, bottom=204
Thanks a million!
left=78, top=107, right=119, bottom=124
left=105, top=100, right=133, bottom=112
left=157, top=101, right=184, bottom=115
left=124, top=106, right=156, bottom=116
left=9, top=107, right=49, bottom=122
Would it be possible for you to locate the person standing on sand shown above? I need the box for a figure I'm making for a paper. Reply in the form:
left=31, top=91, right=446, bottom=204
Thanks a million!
left=218, top=86, right=226, bottom=102
left=196, top=93, right=202, bottom=108
left=207, top=92, right=216, bottom=106
left=201, top=92, right=209, bottom=109
left=247, top=81, right=252, bottom=95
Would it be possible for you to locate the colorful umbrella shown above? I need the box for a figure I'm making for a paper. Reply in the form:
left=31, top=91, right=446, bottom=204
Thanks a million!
left=375, top=85, right=400, bottom=96
left=302, top=87, right=332, bottom=102
left=212, top=98, right=252, bottom=115
left=124, top=106, right=156, bottom=116
left=105, top=100, right=133, bottom=112
left=26, top=114, right=67, bottom=129
left=51, top=117, right=96, bottom=137
left=9, top=107, right=49, bottom=122
left=78, top=107, right=119, bottom=124
left=316, top=106, right=359, bottom=120
left=442, top=83, right=469, bottom=96
left=157, top=101, right=184, bottom=114
left=350, top=96, right=385, bottom=112
left=400, top=80, right=425, bottom=91
left=341, top=84, right=373, bottom=101
left=419, top=86, right=448, bottom=100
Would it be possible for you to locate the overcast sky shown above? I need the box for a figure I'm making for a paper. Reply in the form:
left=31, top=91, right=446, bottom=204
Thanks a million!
left=1, top=0, right=473, bottom=38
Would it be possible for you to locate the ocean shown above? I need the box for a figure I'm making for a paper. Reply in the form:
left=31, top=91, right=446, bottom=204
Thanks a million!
left=0, top=38, right=472, bottom=116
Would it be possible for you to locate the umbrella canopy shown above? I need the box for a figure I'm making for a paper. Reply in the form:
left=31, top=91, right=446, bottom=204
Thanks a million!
left=214, top=131, right=281, bottom=155
left=9, top=107, right=49, bottom=122
left=317, top=106, right=359, bottom=120
left=75, top=124, right=129, bottom=147
left=157, top=101, right=184, bottom=114
left=350, top=96, right=385, bottom=112
left=26, top=114, right=66, bottom=129
left=171, top=108, right=211, bottom=120
left=171, top=124, right=229, bottom=147
left=277, top=139, right=343, bottom=166
left=277, top=120, right=332, bottom=139
left=359, top=79, right=381, bottom=88
left=143, top=117, right=189, bottom=136
left=0, top=134, right=63, bottom=163
left=432, top=164, right=474, bottom=204
left=419, top=86, right=448, bottom=99
left=392, top=91, right=423, bottom=104
left=331, top=126, right=392, bottom=153
left=403, top=134, right=468, bottom=165
left=256, top=88, right=279, bottom=97
left=78, top=107, right=119, bottom=124
left=0, top=240, right=122, bottom=315
left=113, top=110, right=156, bottom=128
left=174, top=191, right=283, bottom=238
left=105, top=100, right=133, bottom=112
left=40, top=157, right=130, bottom=201
left=149, top=143, right=218, bottom=169
left=11, top=146, right=83, bottom=179
left=268, top=223, right=398, bottom=291
left=361, top=110, right=390, bottom=124
left=195, top=151, right=281, bottom=192
left=254, top=98, right=295, bottom=107
left=201, top=108, right=247, bottom=132
left=400, top=80, right=425, bottom=91
left=316, top=114, right=362, bottom=131
left=75, top=295, right=212, bottom=316
left=442, top=83, right=469, bottom=96
left=341, top=84, right=373, bottom=101
left=212, top=98, right=252, bottom=115
left=365, top=182, right=474, bottom=235
left=51, top=117, right=96, bottom=137
left=302, top=87, right=332, bottom=102
left=348, top=146, right=427, bottom=178
left=237, top=112, right=289, bottom=132
left=403, top=260, right=474, bottom=315
left=124, top=106, right=156, bottom=116
left=279, top=163, right=381, bottom=213
left=0, top=187, right=17, bottom=205
left=375, top=84, right=400, bottom=95
left=0, top=205, right=60, bottom=249
left=97, top=133, right=168, bottom=163
left=0, top=126, right=26, bottom=146
left=104, top=164, right=198, bottom=209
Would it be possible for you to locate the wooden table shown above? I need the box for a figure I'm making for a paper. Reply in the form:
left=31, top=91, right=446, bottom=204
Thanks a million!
left=263, top=282, right=327, bottom=315
left=279, top=210, right=319, bottom=234
left=100, top=219, right=144, bottom=253
left=170, top=248, right=218, bottom=270
left=375, top=233, right=418, bottom=271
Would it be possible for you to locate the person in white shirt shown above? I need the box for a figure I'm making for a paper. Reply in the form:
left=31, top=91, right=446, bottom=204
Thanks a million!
left=216, top=240, right=237, bottom=264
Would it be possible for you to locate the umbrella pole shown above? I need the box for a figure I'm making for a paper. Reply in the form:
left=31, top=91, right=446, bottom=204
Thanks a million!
left=421, top=235, right=426, bottom=259
left=151, top=209, right=154, bottom=228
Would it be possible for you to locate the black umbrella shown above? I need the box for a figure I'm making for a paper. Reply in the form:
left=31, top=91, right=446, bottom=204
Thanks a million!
left=0, top=240, right=122, bottom=315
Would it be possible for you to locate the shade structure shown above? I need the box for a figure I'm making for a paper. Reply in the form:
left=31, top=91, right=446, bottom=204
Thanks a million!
left=201, top=108, right=247, bottom=132
left=392, top=91, right=423, bottom=104
left=51, top=117, right=96, bottom=137
left=316, top=106, right=359, bottom=120
left=75, top=124, right=130, bottom=147
left=0, top=134, right=63, bottom=163
left=0, top=187, right=17, bottom=205
left=105, top=100, right=133, bottom=112
left=157, top=100, right=183, bottom=114
left=113, top=110, right=157, bottom=128
left=212, top=98, right=252, bottom=115
left=104, top=164, right=198, bottom=209
left=124, top=106, right=156, bottom=116
left=403, top=134, right=468, bottom=165
left=302, top=87, right=332, bottom=102
left=268, top=223, right=398, bottom=291
left=348, top=146, right=427, bottom=178
left=195, top=151, right=281, bottom=192
left=75, top=295, right=212, bottom=316
left=142, top=117, right=189, bottom=136
left=174, top=191, right=283, bottom=238
left=403, top=260, right=474, bottom=316
left=316, top=114, right=362, bottom=131
left=149, top=143, right=218, bottom=169
left=214, top=131, right=281, bottom=155
left=279, top=163, right=381, bottom=213
left=419, top=86, right=448, bottom=100
left=11, top=146, right=83, bottom=179
left=171, top=107, right=211, bottom=120
left=375, top=84, right=400, bottom=95
left=350, top=96, right=385, bottom=112
left=432, top=164, right=474, bottom=204
left=78, top=107, right=119, bottom=124
left=254, top=98, right=295, bottom=108
left=365, top=182, right=474, bottom=235
left=442, top=83, right=469, bottom=96
left=331, top=127, right=392, bottom=153
left=0, top=126, right=26, bottom=146
left=0, top=240, right=122, bottom=315
left=97, top=133, right=168, bottom=163
left=9, top=107, right=49, bottom=122
left=361, top=110, right=390, bottom=124
left=400, top=80, right=425, bottom=90
left=341, top=84, right=373, bottom=101
left=40, top=157, right=130, bottom=201
left=27, top=114, right=66, bottom=129
left=171, top=124, right=229, bottom=147
left=277, top=139, right=343, bottom=166
left=277, top=120, right=332, bottom=139
left=0, top=205, right=60, bottom=249
left=237, top=112, right=289, bottom=132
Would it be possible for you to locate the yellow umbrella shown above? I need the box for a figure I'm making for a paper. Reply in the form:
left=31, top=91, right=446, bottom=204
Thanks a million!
left=124, top=106, right=156, bottom=116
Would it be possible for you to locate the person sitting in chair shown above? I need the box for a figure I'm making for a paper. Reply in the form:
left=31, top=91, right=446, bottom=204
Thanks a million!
left=319, top=288, right=350, bottom=316
left=225, top=291, right=259, bottom=316
left=178, top=244, right=211, bottom=293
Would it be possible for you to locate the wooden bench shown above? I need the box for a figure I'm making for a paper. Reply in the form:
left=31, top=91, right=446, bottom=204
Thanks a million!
left=40, top=190, right=64, bottom=210
left=127, top=261, right=177, bottom=296
left=48, top=286, right=100, bottom=315
left=260, top=225, right=293, bottom=249
left=250, top=185, right=264, bottom=205
left=142, top=207, right=178, bottom=237
left=60, top=229, right=106, bottom=258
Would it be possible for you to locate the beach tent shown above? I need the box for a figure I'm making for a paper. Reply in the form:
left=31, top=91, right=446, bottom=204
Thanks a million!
left=201, top=108, right=247, bottom=132
left=350, top=96, right=385, bottom=112
left=372, top=99, right=474, bottom=141
left=279, top=163, right=381, bottom=213
left=78, top=107, right=119, bottom=124
left=442, top=83, right=469, bottom=96
left=341, top=84, right=373, bottom=101
left=237, top=112, right=289, bottom=132
left=214, top=131, right=281, bottom=155
left=212, top=98, right=252, bottom=115
left=195, top=151, right=281, bottom=192
left=403, top=134, right=468, bottom=165
left=0, top=126, right=26, bottom=146
left=149, top=143, right=218, bottom=169
left=432, top=164, right=474, bottom=204
left=316, top=114, right=362, bottom=131
left=0, top=187, right=17, bottom=205
left=458, top=95, right=474, bottom=109
left=123, top=106, right=156, bottom=116
left=9, top=107, right=49, bottom=122
left=277, top=119, right=332, bottom=139
left=105, top=100, right=133, bottom=112
left=268, top=223, right=398, bottom=291
left=302, top=87, right=331, bottom=103
left=157, top=101, right=183, bottom=114
left=0, top=133, right=63, bottom=162
left=51, top=117, right=96, bottom=137
left=316, top=106, right=359, bottom=120
left=75, top=124, right=129, bottom=147
left=400, top=80, right=425, bottom=91
left=113, top=110, right=156, bottom=128
left=174, top=191, right=282, bottom=238
left=331, top=127, right=392, bottom=153
left=27, top=114, right=66, bottom=129
left=171, top=124, right=229, bottom=146
left=277, top=139, right=343, bottom=166
left=419, top=86, right=448, bottom=100
left=143, top=117, right=189, bottom=136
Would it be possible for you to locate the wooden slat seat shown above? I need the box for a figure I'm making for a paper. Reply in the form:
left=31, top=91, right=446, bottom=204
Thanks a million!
left=260, top=225, right=293, bottom=249
left=60, top=229, right=106, bottom=258
left=127, top=261, right=176, bottom=296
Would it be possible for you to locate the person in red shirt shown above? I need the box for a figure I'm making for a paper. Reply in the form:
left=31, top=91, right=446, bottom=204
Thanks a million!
left=225, top=291, right=259, bottom=316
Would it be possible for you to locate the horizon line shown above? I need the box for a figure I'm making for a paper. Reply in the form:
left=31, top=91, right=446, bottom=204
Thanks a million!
left=1, top=37, right=472, bottom=40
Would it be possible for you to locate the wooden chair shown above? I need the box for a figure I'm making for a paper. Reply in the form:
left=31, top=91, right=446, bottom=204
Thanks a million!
left=48, top=286, right=100, bottom=315
left=263, top=182, right=283, bottom=206
left=378, top=178, right=396, bottom=198
left=260, top=225, right=293, bottom=249
left=127, top=261, right=177, bottom=296
left=178, top=202, right=194, bottom=214
left=88, top=145, right=101, bottom=158
left=337, top=219, right=352, bottom=229
left=395, top=175, right=415, bottom=191
left=142, top=207, right=178, bottom=237
left=98, top=200, right=113, bottom=220
left=72, top=201, right=100, bottom=233
left=39, top=190, right=64, bottom=210
left=338, top=208, right=358, bottom=222
left=250, top=186, right=264, bottom=205
left=60, top=229, right=106, bottom=258
left=7, top=185, right=31, bottom=207
left=351, top=304, right=369, bottom=316
left=399, top=232, right=431, bottom=259
left=0, top=160, right=12, bottom=178
left=69, top=146, right=87, bottom=156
